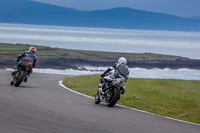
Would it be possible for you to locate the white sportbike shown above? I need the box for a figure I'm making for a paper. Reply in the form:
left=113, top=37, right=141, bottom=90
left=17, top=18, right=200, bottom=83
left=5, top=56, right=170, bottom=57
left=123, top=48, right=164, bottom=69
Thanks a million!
left=94, top=73, right=126, bottom=107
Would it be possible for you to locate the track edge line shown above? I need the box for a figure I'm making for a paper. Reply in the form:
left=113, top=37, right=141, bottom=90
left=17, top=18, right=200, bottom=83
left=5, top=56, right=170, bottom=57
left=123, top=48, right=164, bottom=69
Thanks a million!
left=59, top=80, right=200, bottom=126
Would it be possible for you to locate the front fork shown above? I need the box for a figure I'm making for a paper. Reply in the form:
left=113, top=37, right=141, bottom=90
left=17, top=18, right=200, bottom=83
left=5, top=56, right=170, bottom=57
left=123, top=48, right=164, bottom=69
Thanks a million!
left=98, top=83, right=112, bottom=102
left=98, top=83, right=104, bottom=101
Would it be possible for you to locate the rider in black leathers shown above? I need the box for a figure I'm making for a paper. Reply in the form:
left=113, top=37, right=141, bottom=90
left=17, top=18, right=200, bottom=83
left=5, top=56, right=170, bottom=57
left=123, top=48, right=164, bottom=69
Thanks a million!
left=11, top=46, right=37, bottom=82
left=100, top=57, right=130, bottom=94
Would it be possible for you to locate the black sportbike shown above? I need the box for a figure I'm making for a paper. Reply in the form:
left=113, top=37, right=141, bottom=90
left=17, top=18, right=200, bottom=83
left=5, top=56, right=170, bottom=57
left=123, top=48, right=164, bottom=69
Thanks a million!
left=10, top=61, right=33, bottom=87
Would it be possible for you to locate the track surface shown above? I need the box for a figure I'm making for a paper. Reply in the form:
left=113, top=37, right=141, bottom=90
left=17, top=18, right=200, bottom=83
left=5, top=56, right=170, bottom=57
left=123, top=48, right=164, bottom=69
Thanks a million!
left=0, top=70, right=199, bottom=133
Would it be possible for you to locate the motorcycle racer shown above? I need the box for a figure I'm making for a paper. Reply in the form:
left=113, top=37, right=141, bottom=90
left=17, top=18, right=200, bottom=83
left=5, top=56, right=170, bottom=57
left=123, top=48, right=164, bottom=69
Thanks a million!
left=100, top=57, right=130, bottom=94
left=11, top=46, right=37, bottom=82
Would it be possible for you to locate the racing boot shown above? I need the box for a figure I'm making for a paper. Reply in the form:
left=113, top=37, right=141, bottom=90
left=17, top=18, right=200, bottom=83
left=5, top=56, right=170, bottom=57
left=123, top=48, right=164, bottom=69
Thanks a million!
left=24, top=72, right=31, bottom=82
left=24, top=77, right=28, bottom=82
left=120, top=87, right=125, bottom=94
left=24, top=69, right=33, bottom=83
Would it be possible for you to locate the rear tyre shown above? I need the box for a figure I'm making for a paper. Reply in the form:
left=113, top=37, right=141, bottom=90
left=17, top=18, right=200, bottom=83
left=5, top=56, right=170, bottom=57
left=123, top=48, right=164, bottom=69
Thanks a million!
left=106, top=88, right=120, bottom=107
left=94, top=91, right=101, bottom=104
left=14, top=71, right=26, bottom=87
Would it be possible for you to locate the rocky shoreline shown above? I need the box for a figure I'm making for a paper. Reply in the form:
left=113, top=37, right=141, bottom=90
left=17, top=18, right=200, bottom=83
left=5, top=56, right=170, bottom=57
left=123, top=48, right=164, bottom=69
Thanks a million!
left=4, top=57, right=197, bottom=70
left=1, top=57, right=200, bottom=70
left=1, top=43, right=200, bottom=70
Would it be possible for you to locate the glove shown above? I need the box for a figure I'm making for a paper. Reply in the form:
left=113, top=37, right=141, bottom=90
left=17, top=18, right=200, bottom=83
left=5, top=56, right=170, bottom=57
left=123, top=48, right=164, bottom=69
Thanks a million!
left=100, top=74, right=105, bottom=77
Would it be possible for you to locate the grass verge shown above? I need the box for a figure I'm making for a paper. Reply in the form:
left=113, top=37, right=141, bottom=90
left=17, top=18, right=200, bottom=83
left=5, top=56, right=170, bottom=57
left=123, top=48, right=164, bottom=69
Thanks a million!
left=63, top=75, right=200, bottom=124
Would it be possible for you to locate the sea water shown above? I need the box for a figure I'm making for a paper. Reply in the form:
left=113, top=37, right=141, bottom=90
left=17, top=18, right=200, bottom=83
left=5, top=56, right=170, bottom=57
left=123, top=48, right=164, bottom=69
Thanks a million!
left=0, top=23, right=200, bottom=59
left=1, top=23, right=200, bottom=80
left=5, top=67, right=200, bottom=80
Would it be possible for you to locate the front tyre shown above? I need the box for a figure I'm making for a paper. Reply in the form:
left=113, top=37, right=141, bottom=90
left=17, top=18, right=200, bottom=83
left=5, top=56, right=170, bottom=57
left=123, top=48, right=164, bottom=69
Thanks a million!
left=14, top=71, right=26, bottom=87
left=94, top=91, right=101, bottom=104
left=106, top=88, right=120, bottom=107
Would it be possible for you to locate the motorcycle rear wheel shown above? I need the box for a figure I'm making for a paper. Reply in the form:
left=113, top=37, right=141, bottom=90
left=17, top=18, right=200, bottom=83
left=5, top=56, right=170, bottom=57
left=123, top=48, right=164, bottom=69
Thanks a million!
left=14, top=71, right=26, bottom=87
left=106, top=88, right=120, bottom=107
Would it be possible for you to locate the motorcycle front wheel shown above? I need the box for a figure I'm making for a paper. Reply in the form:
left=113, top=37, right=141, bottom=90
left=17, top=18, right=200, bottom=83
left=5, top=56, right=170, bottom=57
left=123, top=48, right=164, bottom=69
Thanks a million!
left=94, top=91, right=101, bottom=104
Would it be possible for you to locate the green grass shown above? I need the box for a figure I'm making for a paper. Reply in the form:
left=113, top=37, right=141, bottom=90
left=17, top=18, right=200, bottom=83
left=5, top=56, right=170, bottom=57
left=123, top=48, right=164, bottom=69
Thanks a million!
left=0, top=43, right=52, bottom=59
left=63, top=75, right=200, bottom=124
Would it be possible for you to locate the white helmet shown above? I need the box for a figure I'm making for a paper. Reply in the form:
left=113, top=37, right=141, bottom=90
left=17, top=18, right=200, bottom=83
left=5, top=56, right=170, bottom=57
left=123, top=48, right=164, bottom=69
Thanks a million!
left=118, top=57, right=127, bottom=64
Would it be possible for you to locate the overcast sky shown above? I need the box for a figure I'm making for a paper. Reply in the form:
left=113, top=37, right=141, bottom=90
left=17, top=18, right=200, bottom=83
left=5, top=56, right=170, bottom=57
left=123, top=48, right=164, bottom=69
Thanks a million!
left=31, top=0, right=200, bottom=17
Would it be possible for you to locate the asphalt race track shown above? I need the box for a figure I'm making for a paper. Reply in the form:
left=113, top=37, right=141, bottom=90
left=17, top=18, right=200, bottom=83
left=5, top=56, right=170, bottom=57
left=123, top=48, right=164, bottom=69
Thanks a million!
left=0, top=70, right=199, bottom=133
